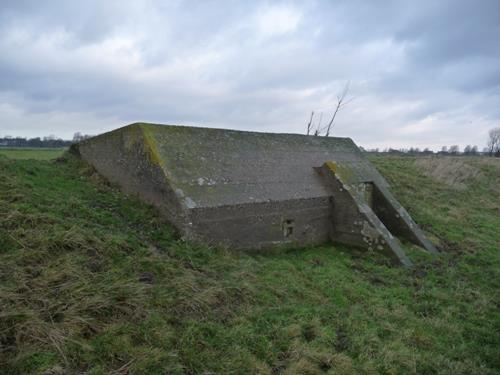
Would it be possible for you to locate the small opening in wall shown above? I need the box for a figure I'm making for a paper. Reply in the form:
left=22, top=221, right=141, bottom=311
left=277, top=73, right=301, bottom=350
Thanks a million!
left=283, top=219, right=295, bottom=238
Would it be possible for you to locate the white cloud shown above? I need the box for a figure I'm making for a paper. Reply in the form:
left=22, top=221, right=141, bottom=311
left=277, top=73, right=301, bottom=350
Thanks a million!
left=254, top=5, right=301, bottom=37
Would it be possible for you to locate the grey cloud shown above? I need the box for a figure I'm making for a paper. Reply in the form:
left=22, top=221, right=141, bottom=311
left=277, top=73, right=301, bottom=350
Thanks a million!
left=0, top=0, right=498, bottom=149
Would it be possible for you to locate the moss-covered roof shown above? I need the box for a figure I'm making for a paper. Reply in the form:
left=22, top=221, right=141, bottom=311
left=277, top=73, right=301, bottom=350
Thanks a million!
left=93, top=123, right=389, bottom=208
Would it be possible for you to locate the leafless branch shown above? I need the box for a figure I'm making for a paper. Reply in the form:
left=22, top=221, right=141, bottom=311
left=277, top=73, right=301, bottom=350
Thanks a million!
left=315, top=112, right=323, bottom=136
left=325, top=82, right=351, bottom=137
left=306, top=111, right=314, bottom=135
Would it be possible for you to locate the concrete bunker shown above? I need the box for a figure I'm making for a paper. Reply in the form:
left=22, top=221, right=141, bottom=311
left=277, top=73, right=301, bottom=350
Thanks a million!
left=75, top=123, right=438, bottom=266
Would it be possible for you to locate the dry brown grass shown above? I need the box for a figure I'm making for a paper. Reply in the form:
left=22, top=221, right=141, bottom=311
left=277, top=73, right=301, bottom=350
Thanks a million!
left=414, top=157, right=484, bottom=190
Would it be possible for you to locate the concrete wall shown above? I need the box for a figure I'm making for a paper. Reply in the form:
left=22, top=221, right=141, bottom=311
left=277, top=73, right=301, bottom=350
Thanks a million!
left=316, top=162, right=413, bottom=266
left=76, top=127, right=188, bottom=232
left=187, top=197, right=332, bottom=250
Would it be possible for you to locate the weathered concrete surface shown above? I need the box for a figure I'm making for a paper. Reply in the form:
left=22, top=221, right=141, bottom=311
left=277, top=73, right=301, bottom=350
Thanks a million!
left=76, top=122, right=437, bottom=265
left=317, top=162, right=413, bottom=266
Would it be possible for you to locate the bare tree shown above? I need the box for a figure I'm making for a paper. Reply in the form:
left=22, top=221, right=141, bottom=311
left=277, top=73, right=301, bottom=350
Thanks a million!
left=306, top=82, right=353, bottom=137
left=463, top=145, right=479, bottom=155
left=306, top=111, right=314, bottom=135
left=449, top=145, right=460, bottom=155
left=324, top=82, right=353, bottom=137
left=72, top=132, right=93, bottom=142
left=317, top=112, right=323, bottom=134
left=487, top=127, right=500, bottom=156
left=312, top=112, right=324, bottom=137
left=73, top=132, right=83, bottom=142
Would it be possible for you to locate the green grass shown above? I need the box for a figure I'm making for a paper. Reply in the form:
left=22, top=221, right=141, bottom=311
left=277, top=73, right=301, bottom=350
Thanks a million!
left=0, top=154, right=499, bottom=374
left=0, top=148, right=66, bottom=160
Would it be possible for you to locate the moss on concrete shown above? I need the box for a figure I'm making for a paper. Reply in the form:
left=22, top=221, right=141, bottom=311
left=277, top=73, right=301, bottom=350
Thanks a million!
left=325, top=160, right=356, bottom=187
left=140, top=124, right=163, bottom=167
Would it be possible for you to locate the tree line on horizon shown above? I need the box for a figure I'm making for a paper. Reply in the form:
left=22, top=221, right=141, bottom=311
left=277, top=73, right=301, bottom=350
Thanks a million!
left=0, top=132, right=92, bottom=148
left=362, top=144, right=499, bottom=157
left=362, top=128, right=500, bottom=157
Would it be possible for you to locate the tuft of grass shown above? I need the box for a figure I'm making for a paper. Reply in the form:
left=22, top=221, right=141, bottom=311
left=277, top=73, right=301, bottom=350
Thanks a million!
left=0, top=153, right=499, bottom=374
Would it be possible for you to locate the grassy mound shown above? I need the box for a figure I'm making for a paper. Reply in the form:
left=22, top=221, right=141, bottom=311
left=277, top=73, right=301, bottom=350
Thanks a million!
left=0, top=153, right=499, bottom=374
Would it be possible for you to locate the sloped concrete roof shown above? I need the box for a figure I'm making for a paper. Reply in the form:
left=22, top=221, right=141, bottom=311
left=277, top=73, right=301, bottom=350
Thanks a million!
left=131, top=123, right=389, bottom=208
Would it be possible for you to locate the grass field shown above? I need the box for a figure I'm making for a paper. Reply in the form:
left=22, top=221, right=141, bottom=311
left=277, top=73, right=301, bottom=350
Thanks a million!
left=0, top=150, right=499, bottom=374
left=0, top=148, right=65, bottom=160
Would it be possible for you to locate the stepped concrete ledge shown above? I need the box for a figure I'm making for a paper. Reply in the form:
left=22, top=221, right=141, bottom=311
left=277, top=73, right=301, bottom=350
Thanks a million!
left=74, top=122, right=438, bottom=266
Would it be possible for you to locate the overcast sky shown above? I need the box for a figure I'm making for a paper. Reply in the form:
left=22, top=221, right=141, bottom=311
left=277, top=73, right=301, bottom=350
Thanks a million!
left=0, top=1, right=499, bottom=149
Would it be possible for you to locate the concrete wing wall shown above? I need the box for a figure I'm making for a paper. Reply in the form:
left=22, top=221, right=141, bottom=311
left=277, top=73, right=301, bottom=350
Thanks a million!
left=76, top=125, right=188, bottom=234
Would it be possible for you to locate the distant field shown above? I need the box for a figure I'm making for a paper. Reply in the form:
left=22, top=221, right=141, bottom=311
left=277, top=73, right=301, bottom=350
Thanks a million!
left=0, top=147, right=66, bottom=160
left=0, top=154, right=499, bottom=374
